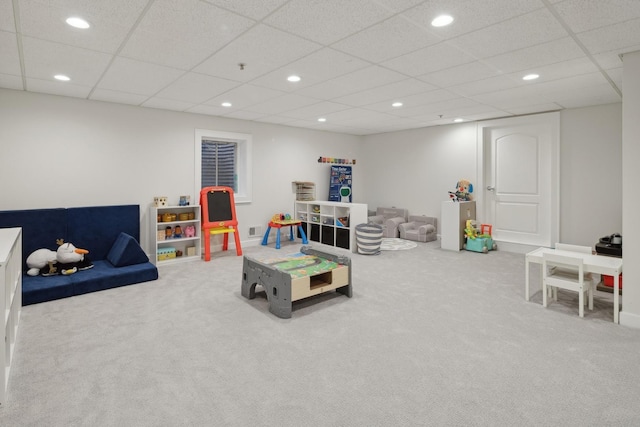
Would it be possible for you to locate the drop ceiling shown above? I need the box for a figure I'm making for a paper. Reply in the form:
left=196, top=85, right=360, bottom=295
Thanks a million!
left=1, top=0, right=638, bottom=135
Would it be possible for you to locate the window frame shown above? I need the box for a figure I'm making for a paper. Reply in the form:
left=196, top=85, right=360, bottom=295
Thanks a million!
left=194, top=129, right=252, bottom=204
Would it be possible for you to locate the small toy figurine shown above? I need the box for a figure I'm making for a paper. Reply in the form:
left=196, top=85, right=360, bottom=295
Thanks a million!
left=174, top=225, right=183, bottom=238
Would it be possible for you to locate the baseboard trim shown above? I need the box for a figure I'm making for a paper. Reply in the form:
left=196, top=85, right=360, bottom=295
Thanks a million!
left=619, top=311, right=640, bottom=329
left=493, top=241, right=543, bottom=254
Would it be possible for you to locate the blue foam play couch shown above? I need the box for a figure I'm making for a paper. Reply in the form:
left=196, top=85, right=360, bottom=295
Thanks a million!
left=0, top=205, right=158, bottom=305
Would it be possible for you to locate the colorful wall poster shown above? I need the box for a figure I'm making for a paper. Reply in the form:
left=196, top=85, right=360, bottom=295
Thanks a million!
left=329, top=165, right=352, bottom=202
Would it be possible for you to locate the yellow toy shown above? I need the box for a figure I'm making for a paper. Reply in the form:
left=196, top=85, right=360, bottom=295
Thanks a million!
left=464, top=219, right=479, bottom=239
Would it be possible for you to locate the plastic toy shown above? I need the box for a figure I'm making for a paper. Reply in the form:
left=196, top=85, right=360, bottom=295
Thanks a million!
left=184, top=225, right=196, bottom=238
left=463, top=220, right=497, bottom=253
left=449, top=179, right=474, bottom=202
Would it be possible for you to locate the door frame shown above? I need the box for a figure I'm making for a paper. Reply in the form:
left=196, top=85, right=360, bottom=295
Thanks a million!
left=475, top=112, right=560, bottom=253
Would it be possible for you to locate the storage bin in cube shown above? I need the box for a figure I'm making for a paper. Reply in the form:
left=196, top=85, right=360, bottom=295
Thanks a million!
left=157, top=247, right=176, bottom=261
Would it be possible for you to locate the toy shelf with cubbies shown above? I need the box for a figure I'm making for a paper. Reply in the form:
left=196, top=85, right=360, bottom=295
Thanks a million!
left=149, top=205, right=201, bottom=264
left=294, top=201, right=367, bottom=252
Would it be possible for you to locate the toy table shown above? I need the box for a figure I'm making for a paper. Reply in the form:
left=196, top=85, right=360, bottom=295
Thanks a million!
left=261, top=219, right=308, bottom=249
left=241, top=246, right=352, bottom=318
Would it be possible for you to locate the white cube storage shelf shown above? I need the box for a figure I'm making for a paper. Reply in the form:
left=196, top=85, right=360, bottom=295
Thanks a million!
left=149, top=205, right=202, bottom=265
left=1, top=227, right=21, bottom=406
left=295, top=201, right=367, bottom=253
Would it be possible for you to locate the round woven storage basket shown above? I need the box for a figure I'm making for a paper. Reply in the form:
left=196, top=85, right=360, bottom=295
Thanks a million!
left=355, top=223, right=383, bottom=255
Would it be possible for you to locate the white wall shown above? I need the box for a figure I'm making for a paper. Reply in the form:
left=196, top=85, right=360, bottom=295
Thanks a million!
left=621, top=50, right=640, bottom=328
left=360, top=122, right=478, bottom=217
left=0, top=89, right=362, bottom=250
left=361, top=104, right=622, bottom=248
left=559, top=103, right=622, bottom=246
left=0, top=89, right=624, bottom=254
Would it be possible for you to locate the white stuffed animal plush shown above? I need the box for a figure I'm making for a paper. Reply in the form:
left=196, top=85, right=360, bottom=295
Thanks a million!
left=55, top=241, right=90, bottom=275
left=26, top=248, right=58, bottom=276
left=26, top=239, right=91, bottom=276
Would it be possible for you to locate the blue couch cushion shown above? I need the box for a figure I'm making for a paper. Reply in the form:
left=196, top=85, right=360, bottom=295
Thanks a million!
left=0, top=208, right=67, bottom=268
left=66, top=205, right=140, bottom=260
left=107, top=232, right=149, bottom=267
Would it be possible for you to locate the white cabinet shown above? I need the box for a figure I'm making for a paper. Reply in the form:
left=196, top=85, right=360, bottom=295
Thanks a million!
left=441, top=201, right=476, bottom=251
left=149, top=205, right=201, bottom=265
left=1, top=227, right=21, bottom=406
left=295, top=201, right=367, bottom=252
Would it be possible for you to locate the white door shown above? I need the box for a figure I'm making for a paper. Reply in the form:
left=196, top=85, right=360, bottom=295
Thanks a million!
left=477, top=113, right=559, bottom=250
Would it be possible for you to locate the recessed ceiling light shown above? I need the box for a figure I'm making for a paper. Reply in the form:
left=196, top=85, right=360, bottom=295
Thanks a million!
left=221, top=102, right=232, bottom=107
left=392, top=102, right=403, bottom=108
left=287, top=75, right=301, bottom=82
left=66, top=17, right=90, bottom=29
left=453, top=118, right=464, bottom=123
left=523, top=73, right=539, bottom=81
left=431, top=15, right=454, bottom=27
left=54, top=74, right=71, bottom=81
left=318, top=117, right=327, bottom=122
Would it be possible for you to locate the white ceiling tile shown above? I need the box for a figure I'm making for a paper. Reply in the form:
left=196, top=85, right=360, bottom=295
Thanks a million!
left=243, top=93, right=320, bottom=115
left=447, top=8, right=568, bottom=59
left=373, top=0, right=425, bottom=13
left=508, top=57, right=599, bottom=83
left=297, top=66, right=407, bottom=100
left=473, top=73, right=616, bottom=109
left=26, top=77, right=91, bottom=98
left=504, top=103, right=563, bottom=115
left=577, top=18, right=640, bottom=54
left=249, top=48, right=370, bottom=92
left=398, top=97, right=482, bottom=119
left=280, top=101, right=350, bottom=120
left=332, top=15, right=441, bottom=63
left=483, top=37, right=586, bottom=74
left=0, top=31, right=21, bottom=75
left=194, top=24, right=321, bottom=82
left=221, top=110, right=269, bottom=121
left=0, top=73, right=23, bottom=90
left=185, top=104, right=231, bottom=116
left=141, top=97, right=195, bottom=112
left=19, top=0, right=149, bottom=53
left=202, top=0, right=289, bottom=20
left=370, top=89, right=460, bottom=113
left=97, top=57, right=184, bottom=95
left=419, top=61, right=501, bottom=87
left=403, top=0, right=544, bottom=39
left=1, top=0, right=634, bottom=135
left=89, top=88, right=148, bottom=105
left=448, top=75, right=520, bottom=97
left=592, top=50, right=628, bottom=70
left=322, top=107, right=389, bottom=123
left=605, top=67, right=623, bottom=89
left=254, top=115, right=297, bottom=125
left=0, top=0, right=14, bottom=32
left=264, top=0, right=394, bottom=45
left=120, top=0, right=255, bottom=70
left=554, top=83, right=622, bottom=109
left=334, top=78, right=438, bottom=107
left=154, top=72, right=240, bottom=104
left=382, top=42, right=475, bottom=76
left=203, top=84, right=284, bottom=110
left=553, top=0, right=640, bottom=33
left=22, top=37, right=112, bottom=86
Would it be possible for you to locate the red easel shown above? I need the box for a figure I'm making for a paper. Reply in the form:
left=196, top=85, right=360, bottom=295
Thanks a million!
left=200, top=186, right=242, bottom=261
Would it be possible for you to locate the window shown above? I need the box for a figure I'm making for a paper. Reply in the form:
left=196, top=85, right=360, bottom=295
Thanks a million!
left=195, top=129, right=252, bottom=204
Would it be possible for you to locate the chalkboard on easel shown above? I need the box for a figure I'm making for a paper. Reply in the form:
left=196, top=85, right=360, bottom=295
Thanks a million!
left=205, top=190, right=233, bottom=223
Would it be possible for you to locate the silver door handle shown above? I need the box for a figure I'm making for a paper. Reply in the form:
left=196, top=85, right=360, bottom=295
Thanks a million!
left=486, top=186, right=495, bottom=192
